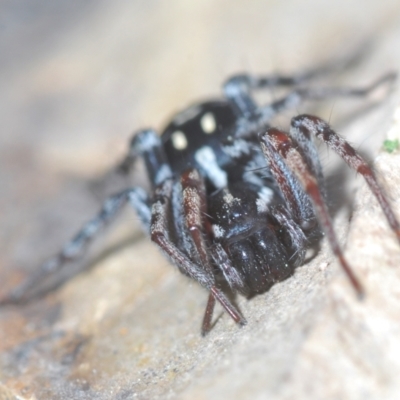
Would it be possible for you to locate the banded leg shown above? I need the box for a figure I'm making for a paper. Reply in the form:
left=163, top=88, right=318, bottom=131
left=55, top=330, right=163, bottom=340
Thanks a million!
left=151, top=178, right=246, bottom=335
left=292, top=114, right=400, bottom=244
left=118, top=129, right=172, bottom=187
left=1, top=188, right=151, bottom=304
left=260, top=128, right=364, bottom=297
left=232, top=72, right=396, bottom=139
left=223, top=44, right=372, bottom=117
left=258, top=72, right=396, bottom=124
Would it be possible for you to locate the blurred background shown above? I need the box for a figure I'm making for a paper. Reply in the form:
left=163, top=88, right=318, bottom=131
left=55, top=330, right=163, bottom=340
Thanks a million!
left=1, top=1, right=400, bottom=399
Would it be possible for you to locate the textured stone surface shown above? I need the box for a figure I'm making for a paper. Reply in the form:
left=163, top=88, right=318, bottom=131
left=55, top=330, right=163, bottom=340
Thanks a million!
left=1, top=1, right=400, bottom=399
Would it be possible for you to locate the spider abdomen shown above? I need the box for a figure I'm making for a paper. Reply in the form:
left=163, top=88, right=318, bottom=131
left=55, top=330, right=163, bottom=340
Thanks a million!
left=207, top=182, right=297, bottom=294
left=226, top=227, right=295, bottom=294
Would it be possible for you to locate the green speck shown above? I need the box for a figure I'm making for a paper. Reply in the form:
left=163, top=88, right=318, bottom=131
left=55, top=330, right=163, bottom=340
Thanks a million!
left=383, top=139, right=399, bottom=153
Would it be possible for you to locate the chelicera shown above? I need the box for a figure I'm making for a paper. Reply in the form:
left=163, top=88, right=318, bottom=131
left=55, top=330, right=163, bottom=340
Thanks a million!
left=3, top=60, right=399, bottom=335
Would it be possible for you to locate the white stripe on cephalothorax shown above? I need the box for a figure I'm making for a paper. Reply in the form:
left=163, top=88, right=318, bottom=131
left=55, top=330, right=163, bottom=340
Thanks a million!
left=194, top=146, right=227, bottom=189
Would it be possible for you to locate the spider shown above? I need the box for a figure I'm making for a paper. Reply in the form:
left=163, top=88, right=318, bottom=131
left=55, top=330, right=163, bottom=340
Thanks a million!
left=2, top=57, right=399, bottom=335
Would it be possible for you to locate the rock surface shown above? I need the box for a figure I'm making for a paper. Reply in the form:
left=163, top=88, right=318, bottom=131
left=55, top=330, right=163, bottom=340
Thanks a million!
left=1, top=1, right=400, bottom=399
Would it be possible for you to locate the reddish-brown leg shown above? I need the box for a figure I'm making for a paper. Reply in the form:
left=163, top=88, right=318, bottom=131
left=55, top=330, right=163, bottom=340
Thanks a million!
left=292, top=115, right=400, bottom=244
left=201, top=292, right=216, bottom=336
left=181, top=169, right=213, bottom=274
left=151, top=179, right=245, bottom=333
left=260, top=128, right=364, bottom=298
left=150, top=180, right=214, bottom=289
left=180, top=169, right=246, bottom=334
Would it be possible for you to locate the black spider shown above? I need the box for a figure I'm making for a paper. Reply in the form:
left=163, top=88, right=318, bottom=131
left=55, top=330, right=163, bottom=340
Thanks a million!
left=3, top=58, right=400, bottom=335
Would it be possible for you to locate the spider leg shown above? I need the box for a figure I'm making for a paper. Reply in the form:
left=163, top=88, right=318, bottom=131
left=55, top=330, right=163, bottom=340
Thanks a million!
left=270, top=205, right=307, bottom=268
left=224, top=44, right=371, bottom=116
left=209, top=243, right=248, bottom=294
left=180, top=169, right=247, bottom=334
left=258, top=72, right=396, bottom=123
left=150, top=176, right=246, bottom=334
left=118, top=129, right=172, bottom=187
left=1, top=188, right=151, bottom=304
left=180, top=169, right=218, bottom=335
left=257, top=125, right=316, bottom=227
left=259, top=128, right=364, bottom=298
left=231, top=72, right=396, bottom=139
left=181, top=169, right=213, bottom=272
left=203, top=243, right=249, bottom=334
left=201, top=292, right=216, bottom=336
left=292, top=115, right=400, bottom=244
left=2, top=129, right=172, bottom=305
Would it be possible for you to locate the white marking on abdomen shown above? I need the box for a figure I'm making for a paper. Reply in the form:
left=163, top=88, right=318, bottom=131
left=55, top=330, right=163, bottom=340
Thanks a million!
left=213, top=224, right=225, bottom=238
left=256, top=187, right=274, bottom=213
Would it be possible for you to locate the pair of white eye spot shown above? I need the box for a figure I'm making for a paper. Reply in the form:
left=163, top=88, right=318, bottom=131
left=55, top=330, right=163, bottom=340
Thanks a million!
left=171, top=112, right=216, bottom=150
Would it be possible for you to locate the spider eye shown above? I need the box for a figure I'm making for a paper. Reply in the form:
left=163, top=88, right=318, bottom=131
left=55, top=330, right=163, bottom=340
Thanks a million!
left=171, top=130, right=188, bottom=150
left=200, top=112, right=216, bottom=134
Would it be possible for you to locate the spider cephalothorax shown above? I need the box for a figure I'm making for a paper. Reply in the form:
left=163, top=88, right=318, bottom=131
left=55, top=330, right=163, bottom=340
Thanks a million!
left=3, top=59, right=399, bottom=335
